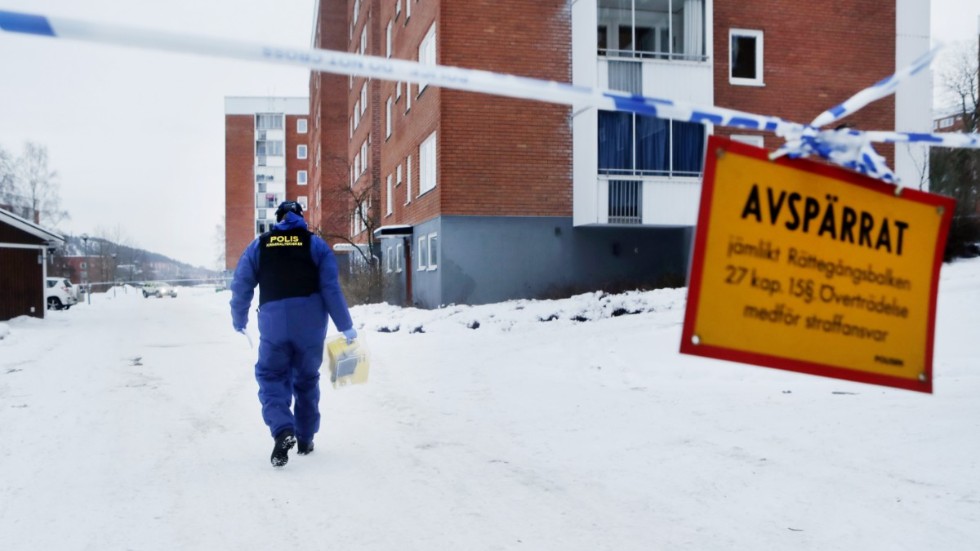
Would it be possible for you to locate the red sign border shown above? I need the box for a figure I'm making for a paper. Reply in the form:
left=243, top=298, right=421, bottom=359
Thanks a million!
left=680, top=135, right=955, bottom=393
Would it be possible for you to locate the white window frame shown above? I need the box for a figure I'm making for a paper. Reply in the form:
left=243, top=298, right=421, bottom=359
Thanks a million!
left=417, top=236, right=427, bottom=271
left=406, top=0, right=411, bottom=19
left=396, top=0, right=402, bottom=19
left=406, top=155, right=412, bottom=204
left=297, top=118, right=308, bottom=134
left=298, top=170, right=308, bottom=185
left=298, top=195, right=308, bottom=211
left=386, top=246, right=394, bottom=273
left=386, top=96, right=393, bottom=139
left=729, top=29, right=765, bottom=87
left=426, top=233, right=438, bottom=271
left=396, top=242, right=403, bottom=272
left=386, top=174, right=393, bottom=216
left=419, top=131, right=437, bottom=196
left=360, top=83, right=368, bottom=115
left=386, top=21, right=393, bottom=58
left=297, top=145, right=308, bottom=159
left=360, top=141, right=368, bottom=174
left=730, top=135, right=764, bottom=148
left=396, top=81, right=402, bottom=100
left=396, top=164, right=403, bottom=186
left=418, top=24, right=437, bottom=92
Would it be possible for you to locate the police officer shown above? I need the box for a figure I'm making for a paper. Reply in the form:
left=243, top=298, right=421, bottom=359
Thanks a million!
left=230, top=200, right=357, bottom=467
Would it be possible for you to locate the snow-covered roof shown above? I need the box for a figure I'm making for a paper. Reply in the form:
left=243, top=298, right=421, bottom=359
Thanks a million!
left=0, top=207, right=65, bottom=246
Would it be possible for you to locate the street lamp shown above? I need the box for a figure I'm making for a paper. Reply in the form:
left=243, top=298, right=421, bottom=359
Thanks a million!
left=80, top=233, right=90, bottom=304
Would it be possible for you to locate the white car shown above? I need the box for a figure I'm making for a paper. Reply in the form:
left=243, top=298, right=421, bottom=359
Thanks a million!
left=143, top=284, right=178, bottom=298
left=45, top=277, right=78, bottom=310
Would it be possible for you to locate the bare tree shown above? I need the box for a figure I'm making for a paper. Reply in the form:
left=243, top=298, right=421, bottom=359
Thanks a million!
left=931, top=41, right=980, bottom=260
left=0, top=145, right=16, bottom=211
left=213, top=218, right=227, bottom=273
left=14, top=142, right=70, bottom=228
left=936, top=41, right=979, bottom=132
left=320, top=183, right=383, bottom=304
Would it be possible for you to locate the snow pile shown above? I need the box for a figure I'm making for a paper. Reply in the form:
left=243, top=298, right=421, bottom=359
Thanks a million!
left=0, top=261, right=979, bottom=550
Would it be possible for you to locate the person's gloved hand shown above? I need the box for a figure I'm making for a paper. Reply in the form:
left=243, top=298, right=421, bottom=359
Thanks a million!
left=233, top=316, right=246, bottom=333
left=343, top=327, right=358, bottom=344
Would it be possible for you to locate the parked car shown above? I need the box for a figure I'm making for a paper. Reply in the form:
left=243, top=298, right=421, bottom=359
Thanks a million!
left=45, top=277, right=78, bottom=310
left=143, top=284, right=178, bottom=298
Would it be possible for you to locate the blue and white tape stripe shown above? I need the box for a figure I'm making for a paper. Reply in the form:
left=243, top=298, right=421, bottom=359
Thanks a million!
left=809, top=47, right=941, bottom=129
left=1, top=9, right=977, bottom=184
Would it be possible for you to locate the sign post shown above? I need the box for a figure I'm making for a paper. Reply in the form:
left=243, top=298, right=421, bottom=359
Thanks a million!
left=680, top=136, right=954, bottom=393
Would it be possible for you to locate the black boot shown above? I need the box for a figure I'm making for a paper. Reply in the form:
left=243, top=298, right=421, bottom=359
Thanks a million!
left=297, top=440, right=314, bottom=455
left=271, top=429, right=297, bottom=467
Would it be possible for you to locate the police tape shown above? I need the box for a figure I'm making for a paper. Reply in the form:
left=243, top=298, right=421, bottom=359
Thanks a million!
left=1, top=9, right=978, bottom=183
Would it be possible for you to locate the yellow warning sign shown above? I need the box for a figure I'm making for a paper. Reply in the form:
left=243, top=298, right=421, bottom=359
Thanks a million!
left=680, top=136, right=954, bottom=393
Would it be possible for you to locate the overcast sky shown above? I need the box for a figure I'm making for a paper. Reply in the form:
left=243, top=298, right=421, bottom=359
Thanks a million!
left=0, top=1, right=977, bottom=269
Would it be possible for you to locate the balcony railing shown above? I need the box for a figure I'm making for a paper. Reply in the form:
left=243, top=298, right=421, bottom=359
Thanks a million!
left=608, top=179, right=643, bottom=225
left=598, top=49, right=708, bottom=63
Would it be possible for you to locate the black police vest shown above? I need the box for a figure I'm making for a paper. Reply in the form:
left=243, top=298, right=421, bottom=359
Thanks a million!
left=257, top=228, right=319, bottom=305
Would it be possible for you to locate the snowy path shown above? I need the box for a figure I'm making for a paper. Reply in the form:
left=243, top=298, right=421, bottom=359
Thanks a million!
left=1, top=268, right=979, bottom=549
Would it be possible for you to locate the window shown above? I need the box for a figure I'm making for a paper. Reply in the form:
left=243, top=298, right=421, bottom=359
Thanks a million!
left=360, top=84, right=367, bottom=115
left=419, top=132, right=437, bottom=195
left=298, top=170, right=308, bottom=185
left=396, top=81, right=402, bottom=100
left=297, top=145, right=308, bottom=159
left=418, top=24, right=437, bottom=92
left=406, top=155, right=412, bottom=204
left=386, top=97, right=393, bottom=138
left=360, top=141, right=368, bottom=174
left=354, top=153, right=361, bottom=178
left=597, top=0, right=705, bottom=61
left=417, top=236, right=427, bottom=270
left=256, top=140, right=283, bottom=157
left=353, top=0, right=360, bottom=24
left=406, top=0, right=411, bottom=20
left=396, top=0, right=402, bottom=19
left=256, top=113, right=284, bottom=130
left=386, top=21, right=393, bottom=58
left=386, top=246, right=394, bottom=273
left=427, top=233, right=438, bottom=270
left=396, top=242, right=403, bottom=272
left=396, top=164, right=403, bottom=186
left=360, top=27, right=367, bottom=56
left=386, top=174, right=393, bottom=215
left=297, top=196, right=308, bottom=211
left=297, top=118, right=308, bottom=133
left=406, top=83, right=412, bottom=111
left=730, top=29, right=764, bottom=86
left=597, top=111, right=704, bottom=177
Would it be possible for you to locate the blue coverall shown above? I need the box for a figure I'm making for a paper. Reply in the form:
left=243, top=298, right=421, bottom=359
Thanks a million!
left=229, top=212, right=354, bottom=442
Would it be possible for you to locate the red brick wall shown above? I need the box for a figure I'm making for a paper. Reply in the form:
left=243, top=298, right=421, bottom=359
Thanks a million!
left=285, top=113, right=309, bottom=209
left=439, top=0, right=572, bottom=217
left=377, top=0, right=442, bottom=227
left=713, top=0, right=896, bottom=163
left=311, top=0, right=351, bottom=244
left=372, top=0, right=572, bottom=225
left=225, top=114, right=255, bottom=270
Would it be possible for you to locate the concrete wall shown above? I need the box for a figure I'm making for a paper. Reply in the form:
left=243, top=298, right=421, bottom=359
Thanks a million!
left=385, top=215, right=692, bottom=308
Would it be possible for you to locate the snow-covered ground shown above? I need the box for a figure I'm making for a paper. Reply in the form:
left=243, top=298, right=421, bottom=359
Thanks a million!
left=1, top=260, right=978, bottom=550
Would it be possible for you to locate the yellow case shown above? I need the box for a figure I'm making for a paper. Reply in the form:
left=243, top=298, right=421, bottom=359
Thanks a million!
left=326, top=336, right=370, bottom=388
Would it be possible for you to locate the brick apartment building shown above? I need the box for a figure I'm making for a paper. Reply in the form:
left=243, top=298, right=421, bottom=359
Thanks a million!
left=228, top=0, right=932, bottom=308
left=224, top=97, right=311, bottom=270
